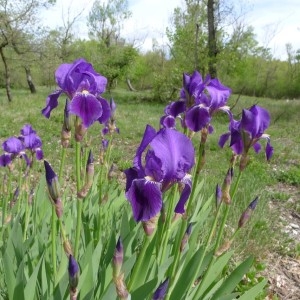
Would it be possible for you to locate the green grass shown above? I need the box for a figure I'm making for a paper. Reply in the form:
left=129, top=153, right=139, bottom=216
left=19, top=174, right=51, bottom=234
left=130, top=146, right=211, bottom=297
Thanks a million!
left=1, top=87, right=299, bottom=261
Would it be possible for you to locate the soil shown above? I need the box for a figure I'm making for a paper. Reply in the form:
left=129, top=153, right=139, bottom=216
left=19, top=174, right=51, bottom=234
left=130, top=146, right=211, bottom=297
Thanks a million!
left=264, top=183, right=300, bottom=299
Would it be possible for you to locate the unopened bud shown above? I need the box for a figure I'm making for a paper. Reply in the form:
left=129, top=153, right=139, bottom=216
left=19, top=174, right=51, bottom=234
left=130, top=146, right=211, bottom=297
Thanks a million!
left=215, top=184, right=222, bottom=208
left=215, top=239, right=232, bottom=256
left=113, top=237, right=123, bottom=278
left=68, top=255, right=79, bottom=291
left=180, top=223, right=192, bottom=252
left=142, top=215, right=159, bottom=236
left=44, top=160, right=60, bottom=203
left=238, top=196, right=259, bottom=228
left=77, top=150, right=94, bottom=199
left=74, top=120, right=87, bottom=142
left=152, top=278, right=169, bottom=300
left=221, top=167, right=233, bottom=204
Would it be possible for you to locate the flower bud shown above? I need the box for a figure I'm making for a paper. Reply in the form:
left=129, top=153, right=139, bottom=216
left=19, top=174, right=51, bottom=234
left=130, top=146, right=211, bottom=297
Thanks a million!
left=113, top=237, right=123, bottom=279
left=142, top=215, right=159, bottom=236
left=44, top=160, right=60, bottom=203
left=221, top=167, right=233, bottom=204
left=152, top=278, right=169, bottom=300
left=68, top=255, right=79, bottom=292
left=74, top=119, right=87, bottom=142
left=44, top=160, right=63, bottom=218
left=63, top=99, right=72, bottom=132
left=77, top=150, right=94, bottom=199
left=180, top=223, right=192, bottom=252
left=238, top=196, right=259, bottom=228
left=9, top=187, right=19, bottom=209
left=215, top=184, right=222, bottom=208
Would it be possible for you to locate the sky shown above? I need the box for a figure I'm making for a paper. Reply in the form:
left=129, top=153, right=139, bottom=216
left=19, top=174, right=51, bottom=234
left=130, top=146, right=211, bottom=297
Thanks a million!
left=41, top=0, right=300, bottom=60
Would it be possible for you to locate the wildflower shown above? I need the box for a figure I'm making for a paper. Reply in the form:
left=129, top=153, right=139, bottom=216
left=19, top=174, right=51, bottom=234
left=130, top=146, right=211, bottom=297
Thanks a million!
left=0, top=137, right=27, bottom=167
left=183, top=72, right=231, bottom=132
left=238, top=196, right=259, bottom=228
left=20, top=130, right=44, bottom=162
left=124, top=125, right=194, bottom=222
left=41, top=58, right=110, bottom=128
left=219, top=105, right=273, bottom=170
left=152, top=278, right=169, bottom=300
left=160, top=71, right=231, bottom=132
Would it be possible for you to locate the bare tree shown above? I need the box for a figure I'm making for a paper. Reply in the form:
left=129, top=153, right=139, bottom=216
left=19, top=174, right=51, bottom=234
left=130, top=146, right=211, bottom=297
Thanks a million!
left=0, top=0, right=54, bottom=101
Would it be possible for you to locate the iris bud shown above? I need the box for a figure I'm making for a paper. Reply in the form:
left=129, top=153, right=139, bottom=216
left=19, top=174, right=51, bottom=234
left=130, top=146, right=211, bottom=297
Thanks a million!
left=152, top=278, right=169, bottom=300
left=238, top=196, right=259, bottom=228
left=68, top=255, right=79, bottom=294
left=44, top=160, right=63, bottom=218
left=180, top=223, right=192, bottom=252
left=113, top=237, right=123, bottom=279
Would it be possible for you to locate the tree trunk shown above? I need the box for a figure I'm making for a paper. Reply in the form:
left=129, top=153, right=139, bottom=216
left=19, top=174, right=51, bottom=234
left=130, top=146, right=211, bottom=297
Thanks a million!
left=0, top=47, right=13, bottom=102
left=24, top=66, right=36, bottom=94
left=207, top=0, right=218, bottom=78
left=126, top=78, right=136, bottom=91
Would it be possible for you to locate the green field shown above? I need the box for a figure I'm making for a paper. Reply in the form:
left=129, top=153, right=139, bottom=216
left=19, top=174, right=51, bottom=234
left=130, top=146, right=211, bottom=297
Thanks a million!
left=0, top=87, right=299, bottom=299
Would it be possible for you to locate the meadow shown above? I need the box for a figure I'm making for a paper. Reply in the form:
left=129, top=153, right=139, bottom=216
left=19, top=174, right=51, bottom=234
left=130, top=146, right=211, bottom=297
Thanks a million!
left=0, top=85, right=299, bottom=299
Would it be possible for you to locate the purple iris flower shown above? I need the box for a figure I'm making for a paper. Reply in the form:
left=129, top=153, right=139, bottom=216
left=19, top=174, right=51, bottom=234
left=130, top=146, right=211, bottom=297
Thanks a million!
left=102, top=98, right=120, bottom=135
left=19, top=124, right=44, bottom=162
left=183, top=72, right=231, bottom=132
left=41, top=58, right=110, bottom=128
left=124, top=125, right=195, bottom=222
left=0, top=137, right=26, bottom=167
left=219, top=105, right=273, bottom=160
left=160, top=71, right=231, bottom=132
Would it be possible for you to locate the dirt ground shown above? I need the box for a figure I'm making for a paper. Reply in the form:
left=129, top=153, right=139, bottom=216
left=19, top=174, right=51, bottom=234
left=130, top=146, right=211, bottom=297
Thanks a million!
left=264, top=184, right=300, bottom=299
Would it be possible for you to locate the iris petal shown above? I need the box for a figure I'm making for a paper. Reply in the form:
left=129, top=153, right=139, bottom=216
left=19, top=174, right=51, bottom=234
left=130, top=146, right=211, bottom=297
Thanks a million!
left=2, top=137, right=25, bottom=154
left=185, top=105, right=211, bottom=132
left=97, top=97, right=111, bottom=124
left=70, top=93, right=103, bottom=128
left=174, top=175, right=192, bottom=214
left=266, top=142, right=273, bottom=160
left=126, top=178, right=162, bottom=222
left=150, top=129, right=194, bottom=183
left=42, top=90, right=63, bottom=118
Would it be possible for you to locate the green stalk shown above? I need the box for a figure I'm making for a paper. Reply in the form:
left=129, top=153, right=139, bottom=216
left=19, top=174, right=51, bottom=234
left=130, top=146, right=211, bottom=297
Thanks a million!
left=186, top=141, right=205, bottom=217
left=193, top=170, right=243, bottom=299
left=127, top=234, right=152, bottom=291
left=159, top=187, right=177, bottom=265
left=59, top=147, right=67, bottom=180
left=74, top=140, right=82, bottom=259
left=166, top=217, right=187, bottom=296
left=2, top=170, right=12, bottom=227
left=51, top=205, right=57, bottom=284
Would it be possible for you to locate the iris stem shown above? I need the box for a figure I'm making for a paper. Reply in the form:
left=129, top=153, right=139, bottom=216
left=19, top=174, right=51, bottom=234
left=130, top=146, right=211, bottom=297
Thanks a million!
left=51, top=205, right=57, bottom=284
left=59, top=147, right=67, bottom=181
left=127, top=234, right=152, bottom=292
left=74, top=140, right=82, bottom=259
left=2, top=170, right=12, bottom=227
left=159, top=186, right=177, bottom=265
left=193, top=170, right=243, bottom=299
left=166, top=217, right=188, bottom=298
left=186, top=141, right=205, bottom=217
